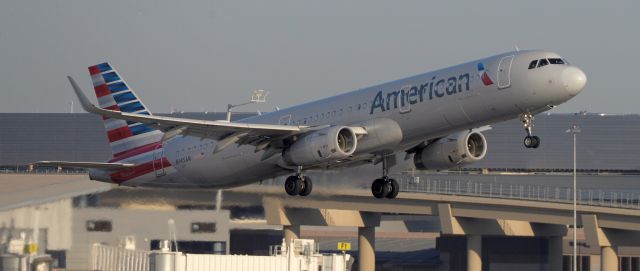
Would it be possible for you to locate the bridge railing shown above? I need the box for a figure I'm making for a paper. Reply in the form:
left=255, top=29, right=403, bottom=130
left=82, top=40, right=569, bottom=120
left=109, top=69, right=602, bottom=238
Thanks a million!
left=396, top=177, right=640, bottom=210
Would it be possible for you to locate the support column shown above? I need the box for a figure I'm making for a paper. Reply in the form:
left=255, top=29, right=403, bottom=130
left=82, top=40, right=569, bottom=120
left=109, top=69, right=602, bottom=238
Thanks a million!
left=548, top=236, right=563, bottom=271
left=358, top=226, right=375, bottom=271
left=631, top=257, right=639, bottom=271
left=601, top=246, right=618, bottom=271
left=467, top=235, right=482, bottom=271
left=283, top=225, right=300, bottom=245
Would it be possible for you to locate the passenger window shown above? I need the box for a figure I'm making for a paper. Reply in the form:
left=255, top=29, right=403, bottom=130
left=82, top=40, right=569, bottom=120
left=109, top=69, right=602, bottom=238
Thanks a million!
left=549, top=58, right=565, bottom=65
left=537, top=59, right=549, bottom=68
left=528, top=60, right=538, bottom=69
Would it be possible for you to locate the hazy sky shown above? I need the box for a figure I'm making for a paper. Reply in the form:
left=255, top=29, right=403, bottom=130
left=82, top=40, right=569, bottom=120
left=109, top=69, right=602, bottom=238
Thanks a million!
left=1, top=1, right=637, bottom=114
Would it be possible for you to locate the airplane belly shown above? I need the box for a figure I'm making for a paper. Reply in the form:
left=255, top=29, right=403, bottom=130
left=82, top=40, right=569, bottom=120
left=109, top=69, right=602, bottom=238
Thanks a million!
left=179, top=143, right=283, bottom=187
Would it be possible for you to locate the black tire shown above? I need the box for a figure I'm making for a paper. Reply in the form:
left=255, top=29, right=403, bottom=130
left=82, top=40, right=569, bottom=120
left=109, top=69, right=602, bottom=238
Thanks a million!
left=284, top=176, right=302, bottom=196
left=531, top=136, right=540, bottom=148
left=371, top=178, right=389, bottom=199
left=385, top=178, right=399, bottom=199
left=524, top=136, right=533, bottom=148
left=299, top=176, right=313, bottom=196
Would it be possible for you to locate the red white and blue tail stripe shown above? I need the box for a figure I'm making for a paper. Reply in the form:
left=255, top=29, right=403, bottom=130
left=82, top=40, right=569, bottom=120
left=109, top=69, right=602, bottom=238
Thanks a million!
left=88, top=63, right=173, bottom=184
left=88, top=62, right=163, bottom=157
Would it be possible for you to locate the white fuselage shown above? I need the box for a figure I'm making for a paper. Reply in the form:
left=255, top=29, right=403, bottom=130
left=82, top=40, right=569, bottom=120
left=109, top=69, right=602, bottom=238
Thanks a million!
left=91, top=50, right=585, bottom=188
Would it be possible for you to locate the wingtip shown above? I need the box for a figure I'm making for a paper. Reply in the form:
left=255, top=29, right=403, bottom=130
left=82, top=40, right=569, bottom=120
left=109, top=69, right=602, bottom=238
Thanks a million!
left=67, top=75, right=98, bottom=113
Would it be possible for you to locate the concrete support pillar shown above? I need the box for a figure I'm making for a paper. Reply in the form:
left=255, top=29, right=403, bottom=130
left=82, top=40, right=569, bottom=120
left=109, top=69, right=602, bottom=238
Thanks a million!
left=601, top=246, right=618, bottom=271
left=283, top=225, right=300, bottom=245
left=358, top=226, right=375, bottom=271
left=548, top=236, right=563, bottom=271
left=467, top=235, right=482, bottom=271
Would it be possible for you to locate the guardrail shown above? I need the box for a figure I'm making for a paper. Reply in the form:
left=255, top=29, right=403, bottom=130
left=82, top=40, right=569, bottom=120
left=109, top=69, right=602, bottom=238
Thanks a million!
left=91, top=243, right=149, bottom=271
left=396, top=177, right=640, bottom=210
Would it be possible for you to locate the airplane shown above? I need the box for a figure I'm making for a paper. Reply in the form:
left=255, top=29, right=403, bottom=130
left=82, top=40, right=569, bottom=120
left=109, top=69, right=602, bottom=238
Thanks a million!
left=37, top=50, right=586, bottom=199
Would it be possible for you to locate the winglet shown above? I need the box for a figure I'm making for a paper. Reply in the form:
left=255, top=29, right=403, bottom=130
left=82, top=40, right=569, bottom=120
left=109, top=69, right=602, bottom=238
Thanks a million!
left=67, top=76, right=99, bottom=114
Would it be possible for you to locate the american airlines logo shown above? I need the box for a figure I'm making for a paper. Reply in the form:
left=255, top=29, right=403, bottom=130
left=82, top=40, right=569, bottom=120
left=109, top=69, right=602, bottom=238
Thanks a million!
left=370, top=72, right=471, bottom=114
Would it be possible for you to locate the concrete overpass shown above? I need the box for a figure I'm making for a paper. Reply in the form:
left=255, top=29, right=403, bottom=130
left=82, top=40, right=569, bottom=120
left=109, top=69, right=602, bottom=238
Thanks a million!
left=262, top=181, right=640, bottom=271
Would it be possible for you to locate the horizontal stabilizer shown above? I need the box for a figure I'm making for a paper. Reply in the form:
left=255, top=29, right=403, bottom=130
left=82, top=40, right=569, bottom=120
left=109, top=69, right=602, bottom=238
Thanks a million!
left=34, top=161, right=136, bottom=170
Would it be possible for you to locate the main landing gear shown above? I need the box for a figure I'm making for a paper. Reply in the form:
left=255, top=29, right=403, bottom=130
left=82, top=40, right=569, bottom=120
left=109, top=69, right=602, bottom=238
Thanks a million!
left=521, top=113, right=540, bottom=149
left=371, top=157, right=399, bottom=199
left=284, top=167, right=313, bottom=197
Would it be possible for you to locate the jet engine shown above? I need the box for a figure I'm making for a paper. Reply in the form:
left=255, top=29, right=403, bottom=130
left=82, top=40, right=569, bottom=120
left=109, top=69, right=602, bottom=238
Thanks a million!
left=413, top=131, right=487, bottom=170
left=283, top=126, right=357, bottom=166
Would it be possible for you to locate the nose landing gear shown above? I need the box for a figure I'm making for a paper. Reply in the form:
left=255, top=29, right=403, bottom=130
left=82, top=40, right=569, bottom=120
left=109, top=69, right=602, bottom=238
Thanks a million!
left=521, top=113, right=540, bottom=149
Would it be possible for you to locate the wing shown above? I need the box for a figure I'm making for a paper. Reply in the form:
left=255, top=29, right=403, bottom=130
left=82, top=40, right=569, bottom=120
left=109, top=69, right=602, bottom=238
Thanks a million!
left=34, top=161, right=136, bottom=170
left=68, top=76, right=305, bottom=154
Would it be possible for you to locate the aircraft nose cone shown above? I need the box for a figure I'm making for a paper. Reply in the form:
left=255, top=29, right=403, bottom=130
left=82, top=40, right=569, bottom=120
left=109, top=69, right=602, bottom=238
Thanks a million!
left=562, top=66, right=587, bottom=96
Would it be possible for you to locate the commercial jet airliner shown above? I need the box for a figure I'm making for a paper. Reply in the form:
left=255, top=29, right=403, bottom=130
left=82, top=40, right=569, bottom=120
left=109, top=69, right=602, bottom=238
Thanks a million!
left=37, top=50, right=586, bottom=199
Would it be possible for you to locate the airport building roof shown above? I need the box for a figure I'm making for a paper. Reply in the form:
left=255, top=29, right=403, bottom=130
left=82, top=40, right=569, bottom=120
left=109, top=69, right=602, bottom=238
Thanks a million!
left=0, top=174, right=111, bottom=212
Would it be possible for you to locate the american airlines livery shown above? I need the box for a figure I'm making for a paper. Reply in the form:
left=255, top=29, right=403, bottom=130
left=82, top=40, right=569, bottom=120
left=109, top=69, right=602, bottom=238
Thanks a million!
left=37, top=50, right=586, bottom=199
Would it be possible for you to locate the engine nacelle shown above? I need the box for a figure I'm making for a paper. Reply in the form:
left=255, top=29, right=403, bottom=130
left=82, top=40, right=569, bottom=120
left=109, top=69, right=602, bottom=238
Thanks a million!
left=414, top=131, right=487, bottom=170
left=283, top=126, right=357, bottom=166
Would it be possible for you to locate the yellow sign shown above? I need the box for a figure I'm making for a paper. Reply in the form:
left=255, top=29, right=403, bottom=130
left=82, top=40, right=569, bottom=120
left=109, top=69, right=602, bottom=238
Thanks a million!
left=337, top=242, right=351, bottom=251
left=27, top=244, right=38, bottom=254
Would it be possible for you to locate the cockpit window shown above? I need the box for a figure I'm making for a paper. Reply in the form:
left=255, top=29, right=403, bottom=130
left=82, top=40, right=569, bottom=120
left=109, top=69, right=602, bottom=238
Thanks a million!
left=528, top=60, right=538, bottom=69
left=537, top=59, right=549, bottom=68
left=548, top=58, right=565, bottom=65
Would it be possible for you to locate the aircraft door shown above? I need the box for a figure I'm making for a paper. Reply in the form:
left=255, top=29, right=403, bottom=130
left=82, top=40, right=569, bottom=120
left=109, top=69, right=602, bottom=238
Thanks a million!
left=153, top=144, right=166, bottom=177
left=497, top=55, right=514, bottom=89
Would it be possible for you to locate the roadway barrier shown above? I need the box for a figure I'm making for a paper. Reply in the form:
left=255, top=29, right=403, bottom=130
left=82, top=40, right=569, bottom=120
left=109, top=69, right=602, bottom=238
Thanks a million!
left=397, top=177, right=640, bottom=209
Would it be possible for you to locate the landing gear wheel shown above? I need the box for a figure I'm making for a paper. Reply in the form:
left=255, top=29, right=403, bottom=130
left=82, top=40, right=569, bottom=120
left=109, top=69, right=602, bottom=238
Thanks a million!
left=530, top=136, right=540, bottom=148
left=371, top=178, right=389, bottom=199
left=385, top=178, right=399, bottom=199
left=299, top=176, right=313, bottom=196
left=524, top=136, right=533, bottom=148
left=284, top=176, right=302, bottom=196
left=524, top=136, right=541, bottom=149
left=520, top=113, right=540, bottom=149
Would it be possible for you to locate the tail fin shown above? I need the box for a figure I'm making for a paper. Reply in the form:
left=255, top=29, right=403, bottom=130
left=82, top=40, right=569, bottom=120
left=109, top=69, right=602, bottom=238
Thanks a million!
left=88, top=62, right=163, bottom=159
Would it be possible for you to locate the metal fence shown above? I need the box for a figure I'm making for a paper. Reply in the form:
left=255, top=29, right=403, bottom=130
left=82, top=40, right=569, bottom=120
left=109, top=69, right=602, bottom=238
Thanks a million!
left=396, top=176, right=640, bottom=210
left=90, top=244, right=149, bottom=271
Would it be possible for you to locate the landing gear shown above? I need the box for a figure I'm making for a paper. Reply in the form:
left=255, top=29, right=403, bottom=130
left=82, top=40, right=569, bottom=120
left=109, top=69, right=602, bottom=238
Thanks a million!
left=284, top=167, right=313, bottom=196
left=524, top=135, right=540, bottom=149
left=299, top=176, right=313, bottom=196
left=284, top=176, right=302, bottom=196
left=521, top=113, right=540, bottom=149
left=370, top=156, right=399, bottom=199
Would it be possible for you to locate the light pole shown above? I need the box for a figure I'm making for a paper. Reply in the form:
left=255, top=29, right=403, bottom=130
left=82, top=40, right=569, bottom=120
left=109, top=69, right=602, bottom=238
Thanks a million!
left=226, top=89, right=268, bottom=122
left=566, top=124, right=581, bottom=271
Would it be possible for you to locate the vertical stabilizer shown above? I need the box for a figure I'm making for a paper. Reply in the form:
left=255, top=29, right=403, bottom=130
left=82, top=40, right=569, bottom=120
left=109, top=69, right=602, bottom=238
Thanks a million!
left=88, top=62, right=163, bottom=159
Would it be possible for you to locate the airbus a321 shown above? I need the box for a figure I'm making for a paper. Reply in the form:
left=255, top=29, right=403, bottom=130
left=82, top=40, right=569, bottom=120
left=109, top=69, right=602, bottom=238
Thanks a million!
left=38, top=50, right=586, bottom=199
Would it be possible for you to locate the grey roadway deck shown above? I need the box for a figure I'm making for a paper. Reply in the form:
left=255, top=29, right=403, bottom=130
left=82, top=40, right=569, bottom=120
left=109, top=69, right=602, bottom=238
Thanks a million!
left=261, top=189, right=640, bottom=232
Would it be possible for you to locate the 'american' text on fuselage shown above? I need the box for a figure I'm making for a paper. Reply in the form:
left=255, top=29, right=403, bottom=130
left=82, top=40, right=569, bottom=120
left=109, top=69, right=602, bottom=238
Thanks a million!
left=370, top=73, right=471, bottom=114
